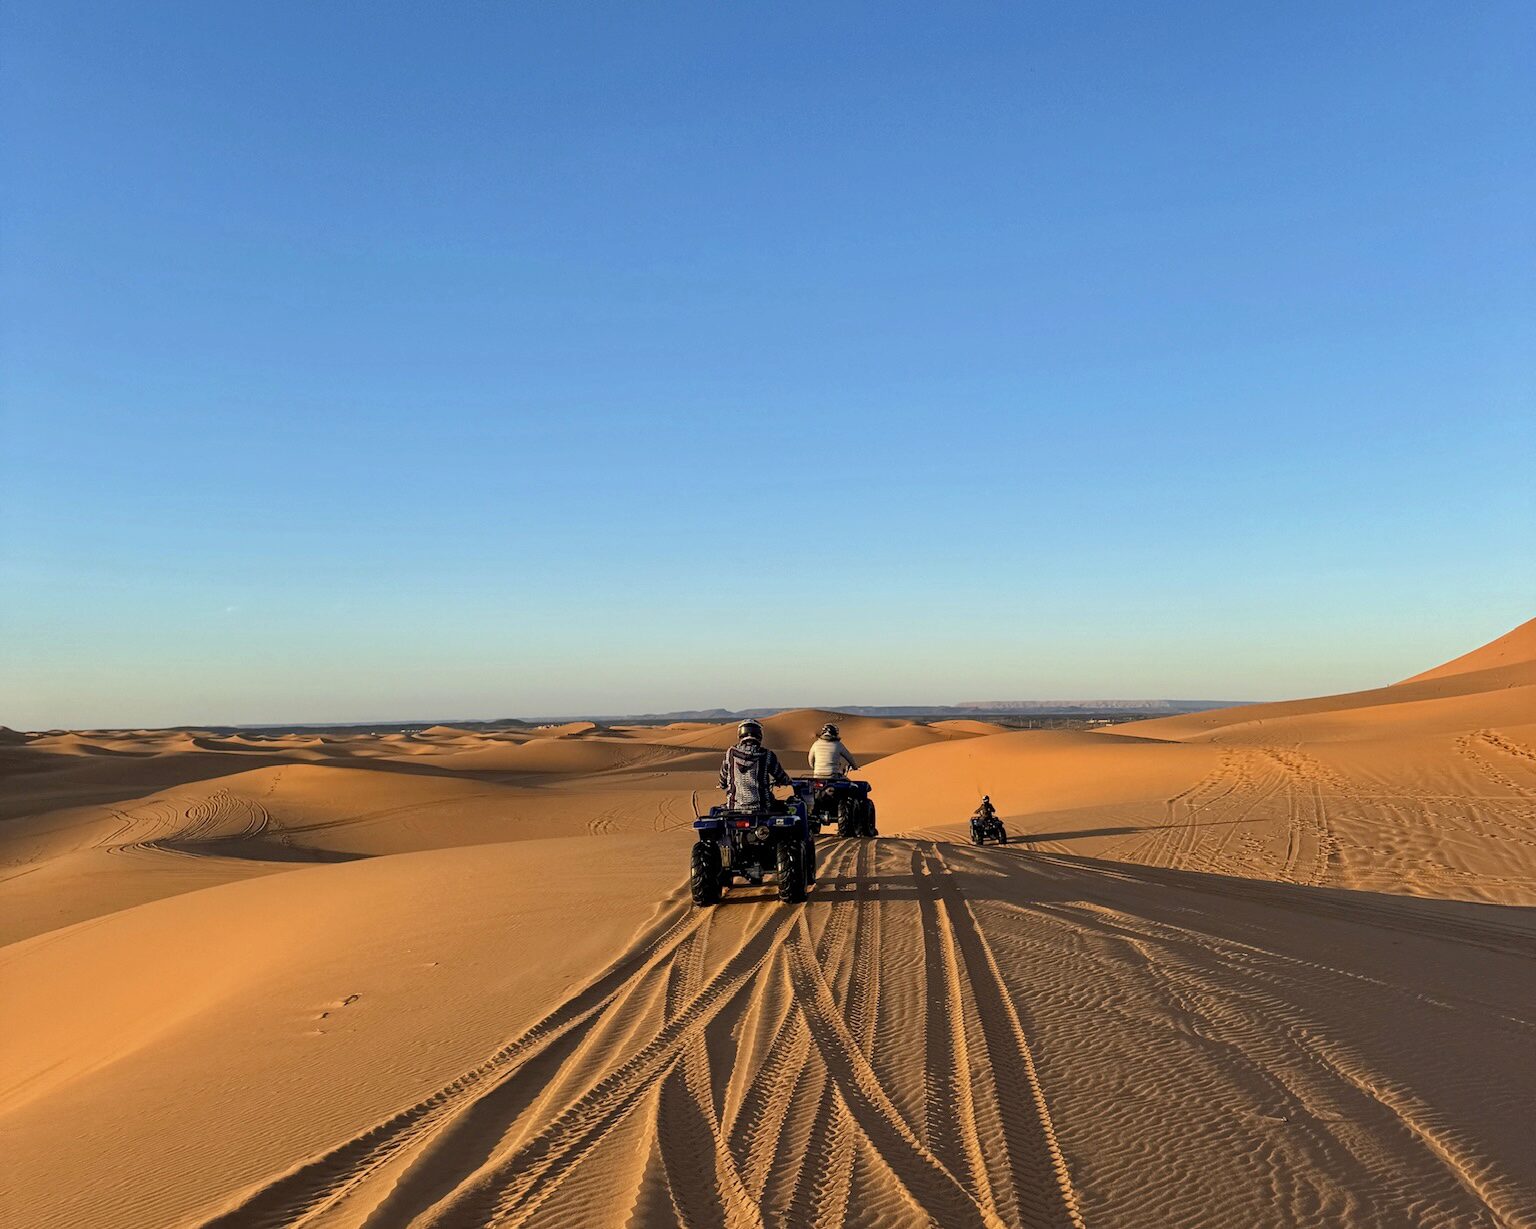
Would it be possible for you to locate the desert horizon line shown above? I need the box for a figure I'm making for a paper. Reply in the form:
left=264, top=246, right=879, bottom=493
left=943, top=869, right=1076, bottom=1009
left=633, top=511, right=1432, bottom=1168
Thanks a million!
left=4, top=697, right=1262, bottom=735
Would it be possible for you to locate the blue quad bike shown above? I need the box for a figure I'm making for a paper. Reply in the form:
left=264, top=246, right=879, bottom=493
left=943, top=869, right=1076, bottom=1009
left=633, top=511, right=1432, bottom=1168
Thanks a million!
left=970, top=813, right=1008, bottom=846
left=793, top=776, right=878, bottom=839
left=691, top=794, right=817, bottom=906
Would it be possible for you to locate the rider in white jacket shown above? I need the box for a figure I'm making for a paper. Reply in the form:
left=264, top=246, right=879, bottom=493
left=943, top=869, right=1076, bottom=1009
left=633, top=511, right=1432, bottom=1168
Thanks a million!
left=807, top=723, right=858, bottom=778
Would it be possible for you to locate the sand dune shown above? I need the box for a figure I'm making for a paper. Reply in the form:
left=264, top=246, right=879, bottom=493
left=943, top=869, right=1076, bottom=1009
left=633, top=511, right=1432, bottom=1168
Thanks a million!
left=4, top=837, right=1531, bottom=1227
left=3, top=622, right=1534, bottom=1226
left=0, top=754, right=712, bottom=946
left=1118, top=623, right=1535, bottom=745
left=1402, top=615, right=1536, bottom=683
left=1112, top=662, right=1536, bottom=744
left=930, top=718, right=1013, bottom=737
left=865, top=728, right=1222, bottom=825
left=520, top=720, right=599, bottom=738
left=417, top=725, right=481, bottom=739
left=865, top=619, right=1536, bottom=905
left=654, top=708, right=991, bottom=757
left=1, top=838, right=683, bottom=1229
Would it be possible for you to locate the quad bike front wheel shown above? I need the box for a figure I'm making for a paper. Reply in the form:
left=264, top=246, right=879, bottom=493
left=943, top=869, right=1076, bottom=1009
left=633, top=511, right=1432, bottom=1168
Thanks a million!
left=777, top=840, right=807, bottom=903
left=690, top=841, right=722, bottom=906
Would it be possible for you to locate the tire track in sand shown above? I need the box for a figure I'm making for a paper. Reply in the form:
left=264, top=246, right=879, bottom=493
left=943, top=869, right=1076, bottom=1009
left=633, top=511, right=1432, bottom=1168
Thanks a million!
left=196, top=888, right=707, bottom=1227
left=196, top=836, right=1088, bottom=1229
left=920, top=843, right=1086, bottom=1229
left=195, top=835, right=1528, bottom=1229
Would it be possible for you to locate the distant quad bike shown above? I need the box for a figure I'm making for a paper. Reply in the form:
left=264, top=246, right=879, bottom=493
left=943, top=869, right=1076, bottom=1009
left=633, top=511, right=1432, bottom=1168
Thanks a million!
left=970, top=813, right=1008, bottom=846
left=691, top=795, right=816, bottom=906
left=792, top=777, right=878, bottom=838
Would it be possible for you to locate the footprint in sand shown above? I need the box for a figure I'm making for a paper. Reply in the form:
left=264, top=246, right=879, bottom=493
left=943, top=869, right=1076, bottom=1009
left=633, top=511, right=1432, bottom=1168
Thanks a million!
left=317, top=993, right=361, bottom=1021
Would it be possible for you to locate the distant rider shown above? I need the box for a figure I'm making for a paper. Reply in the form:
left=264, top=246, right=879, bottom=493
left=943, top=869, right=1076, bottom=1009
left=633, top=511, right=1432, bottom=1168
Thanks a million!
left=807, top=723, right=859, bottom=779
left=971, top=795, right=998, bottom=837
left=719, top=719, right=792, bottom=810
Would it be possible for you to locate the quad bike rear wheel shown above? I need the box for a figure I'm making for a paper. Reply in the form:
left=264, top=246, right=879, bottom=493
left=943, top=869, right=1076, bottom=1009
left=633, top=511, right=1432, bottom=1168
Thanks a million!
left=861, top=799, right=878, bottom=838
left=690, top=841, right=722, bottom=906
left=836, top=799, right=858, bottom=839
left=777, top=840, right=807, bottom=903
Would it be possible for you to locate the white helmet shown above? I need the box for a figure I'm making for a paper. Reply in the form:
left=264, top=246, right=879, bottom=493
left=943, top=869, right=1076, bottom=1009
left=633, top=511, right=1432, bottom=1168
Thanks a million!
left=737, top=719, right=763, bottom=742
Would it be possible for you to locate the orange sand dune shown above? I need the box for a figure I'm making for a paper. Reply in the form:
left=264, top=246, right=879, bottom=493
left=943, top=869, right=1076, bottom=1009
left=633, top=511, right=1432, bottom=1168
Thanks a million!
left=1114, top=660, right=1534, bottom=743
left=520, top=720, right=599, bottom=738
left=0, top=757, right=713, bottom=944
left=1402, top=615, right=1536, bottom=682
left=864, top=728, right=1224, bottom=827
left=422, top=732, right=705, bottom=776
left=930, top=718, right=1013, bottom=736
left=1, top=837, right=682, bottom=1229
left=1117, top=619, right=1535, bottom=745
left=3, top=621, right=1535, bottom=1227
left=866, top=618, right=1536, bottom=904
left=654, top=707, right=989, bottom=757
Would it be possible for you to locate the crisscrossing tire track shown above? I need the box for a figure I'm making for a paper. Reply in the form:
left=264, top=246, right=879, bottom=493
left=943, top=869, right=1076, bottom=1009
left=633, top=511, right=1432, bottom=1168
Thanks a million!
left=195, top=836, right=1103, bottom=1228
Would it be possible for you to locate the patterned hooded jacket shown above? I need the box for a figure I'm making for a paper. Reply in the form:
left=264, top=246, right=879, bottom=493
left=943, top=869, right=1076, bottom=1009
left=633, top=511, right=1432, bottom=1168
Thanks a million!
left=719, top=737, right=791, bottom=810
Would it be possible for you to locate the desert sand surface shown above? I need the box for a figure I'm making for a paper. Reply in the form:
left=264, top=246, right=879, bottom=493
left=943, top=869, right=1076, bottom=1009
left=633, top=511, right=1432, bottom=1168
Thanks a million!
left=3, top=630, right=1535, bottom=1227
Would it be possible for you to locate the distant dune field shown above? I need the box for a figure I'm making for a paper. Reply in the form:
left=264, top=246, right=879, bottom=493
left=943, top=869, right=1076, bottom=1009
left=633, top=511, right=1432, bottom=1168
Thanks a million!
left=2, top=621, right=1533, bottom=1227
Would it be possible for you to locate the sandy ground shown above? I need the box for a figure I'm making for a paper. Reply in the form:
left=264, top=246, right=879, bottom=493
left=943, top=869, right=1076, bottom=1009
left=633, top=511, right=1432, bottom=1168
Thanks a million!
left=2, top=621, right=1534, bottom=1227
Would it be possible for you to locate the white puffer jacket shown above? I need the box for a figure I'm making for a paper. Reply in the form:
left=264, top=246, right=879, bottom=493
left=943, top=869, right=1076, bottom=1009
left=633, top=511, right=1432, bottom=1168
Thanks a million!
left=807, top=737, right=858, bottom=778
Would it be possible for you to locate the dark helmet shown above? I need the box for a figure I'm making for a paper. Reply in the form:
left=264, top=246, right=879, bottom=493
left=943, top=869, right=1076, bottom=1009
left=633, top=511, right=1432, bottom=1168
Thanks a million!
left=820, top=723, right=840, bottom=740
left=737, top=719, right=763, bottom=742
left=982, top=795, right=991, bottom=803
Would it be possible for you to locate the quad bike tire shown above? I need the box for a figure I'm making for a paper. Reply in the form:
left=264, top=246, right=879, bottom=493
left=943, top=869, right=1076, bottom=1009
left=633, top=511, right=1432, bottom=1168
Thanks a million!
left=777, top=840, right=807, bottom=903
left=803, top=836, right=817, bottom=883
left=836, top=801, right=858, bottom=839
left=861, top=799, right=878, bottom=838
left=690, top=841, right=722, bottom=906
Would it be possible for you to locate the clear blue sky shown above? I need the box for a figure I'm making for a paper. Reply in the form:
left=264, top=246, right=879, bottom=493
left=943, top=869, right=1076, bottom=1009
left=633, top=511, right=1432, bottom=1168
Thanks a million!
left=2, top=2, right=1532, bottom=728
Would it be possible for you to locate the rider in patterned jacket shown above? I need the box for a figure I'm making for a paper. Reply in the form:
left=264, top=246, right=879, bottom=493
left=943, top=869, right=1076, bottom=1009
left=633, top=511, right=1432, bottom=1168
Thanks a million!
left=719, top=719, right=792, bottom=810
